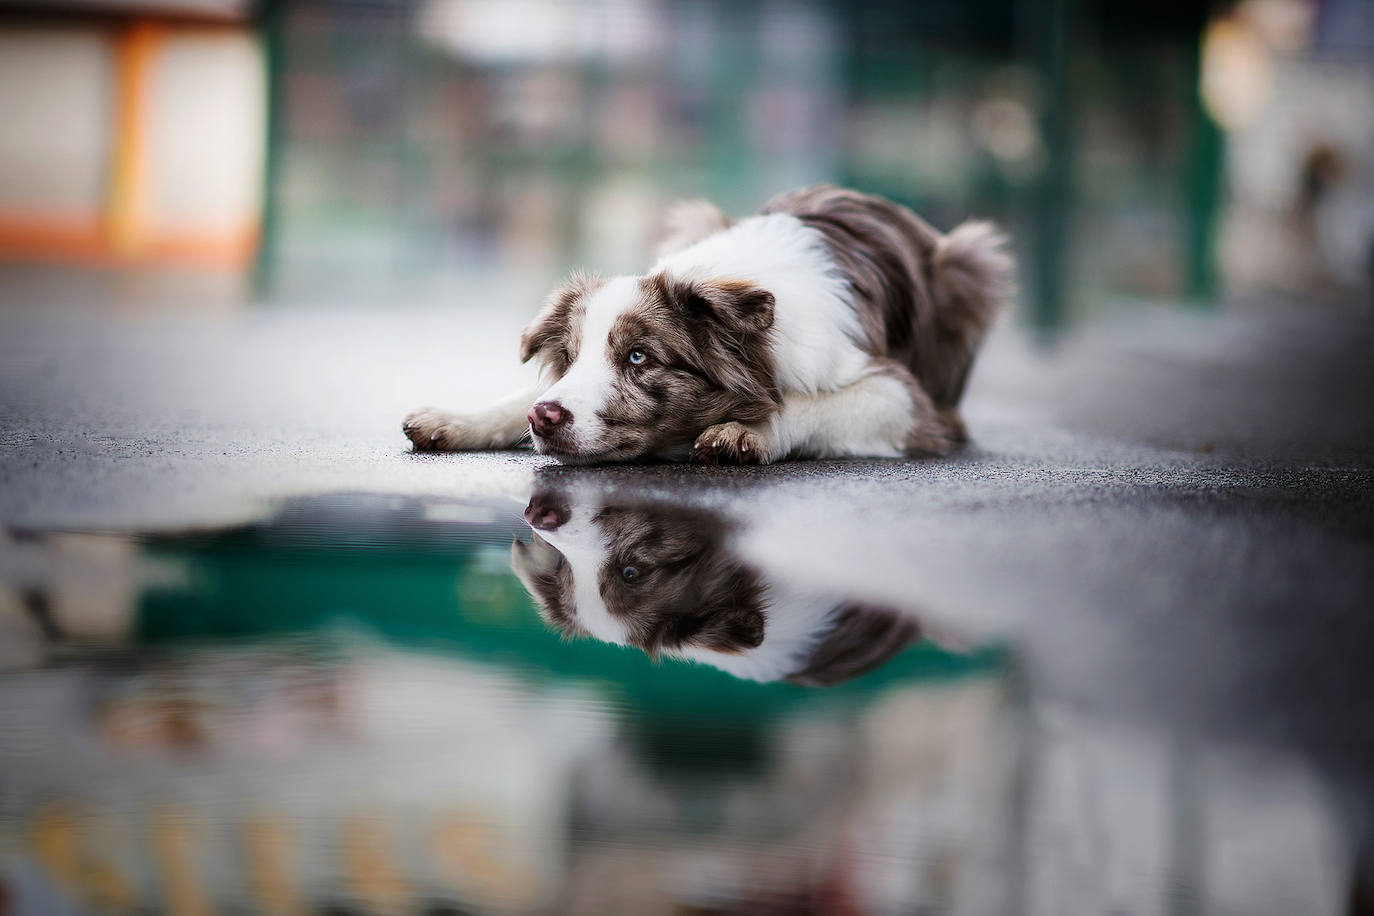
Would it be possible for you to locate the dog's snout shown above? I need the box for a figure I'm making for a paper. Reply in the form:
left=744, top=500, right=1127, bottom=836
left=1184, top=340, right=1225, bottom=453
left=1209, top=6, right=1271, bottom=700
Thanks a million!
left=528, top=400, right=572, bottom=438
left=523, top=497, right=569, bottom=531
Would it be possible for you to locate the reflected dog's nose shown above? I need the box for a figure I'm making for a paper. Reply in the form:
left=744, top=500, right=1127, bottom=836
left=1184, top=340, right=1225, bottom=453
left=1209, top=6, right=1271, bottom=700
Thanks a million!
left=524, top=496, right=569, bottom=530
left=528, top=401, right=572, bottom=438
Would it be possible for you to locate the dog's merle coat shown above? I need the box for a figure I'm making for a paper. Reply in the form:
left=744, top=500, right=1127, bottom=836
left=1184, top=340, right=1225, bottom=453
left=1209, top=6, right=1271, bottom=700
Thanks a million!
left=404, top=185, right=1013, bottom=464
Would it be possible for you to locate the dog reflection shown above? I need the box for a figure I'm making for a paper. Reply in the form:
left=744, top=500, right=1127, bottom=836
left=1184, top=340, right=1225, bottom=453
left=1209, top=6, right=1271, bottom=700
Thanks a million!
left=511, top=490, right=920, bottom=685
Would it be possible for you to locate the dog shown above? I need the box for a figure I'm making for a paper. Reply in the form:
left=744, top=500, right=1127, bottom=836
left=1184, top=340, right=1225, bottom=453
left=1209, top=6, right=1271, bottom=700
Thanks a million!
left=404, top=185, right=1013, bottom=464
left=510, top=483, right=924, bottom=685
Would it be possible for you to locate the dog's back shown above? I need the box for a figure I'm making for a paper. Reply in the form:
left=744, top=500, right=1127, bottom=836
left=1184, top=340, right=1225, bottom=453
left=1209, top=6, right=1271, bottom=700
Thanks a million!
left=760, top=186, right=1013, bottom=414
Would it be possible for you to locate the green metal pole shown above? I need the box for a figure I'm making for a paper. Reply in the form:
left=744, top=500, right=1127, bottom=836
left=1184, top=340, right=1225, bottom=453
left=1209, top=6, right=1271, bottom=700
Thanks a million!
left=1024, top=0, right=1072, bottom=335
left=1183, top=34, right=1224, bottom=304
left=252, top=0, right=285, bottom=302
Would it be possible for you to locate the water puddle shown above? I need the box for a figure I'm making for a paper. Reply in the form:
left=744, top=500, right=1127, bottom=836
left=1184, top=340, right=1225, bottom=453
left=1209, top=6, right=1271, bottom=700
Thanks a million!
left=0, top=478, right=1363, bottom=914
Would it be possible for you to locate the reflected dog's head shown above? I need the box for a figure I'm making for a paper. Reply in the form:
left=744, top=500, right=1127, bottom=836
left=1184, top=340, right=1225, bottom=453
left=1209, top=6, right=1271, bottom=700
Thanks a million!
left=511, top=488, right=921, bottom=685
left=517, top=273, right=779, bottom=463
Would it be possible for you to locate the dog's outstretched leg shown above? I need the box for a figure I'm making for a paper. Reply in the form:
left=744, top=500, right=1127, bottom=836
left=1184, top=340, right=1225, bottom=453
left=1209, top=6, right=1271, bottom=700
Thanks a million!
left=692, top=360, right=960, bottom=465
left=403, top=384, right=545, bottom=452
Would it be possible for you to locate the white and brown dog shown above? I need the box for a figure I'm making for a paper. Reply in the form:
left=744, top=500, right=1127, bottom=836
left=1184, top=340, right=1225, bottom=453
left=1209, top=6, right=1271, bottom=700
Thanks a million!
left=404, top=186, right=1013, bottom=464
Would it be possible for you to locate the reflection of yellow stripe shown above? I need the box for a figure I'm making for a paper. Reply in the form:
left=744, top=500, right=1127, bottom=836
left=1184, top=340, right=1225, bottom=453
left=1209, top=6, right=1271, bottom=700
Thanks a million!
left=154, top=810, right=215, bottom=916
left=244, top=815, right=307, bottom=916
left=343, top=815, right=410, bottom=913
left=31, top=804, right=84, bottom=899
left=432, top=815, right=534, bottom=907
left=30, top=804, right=137, bottom=912
left=108, top=21, right=160, bottom=257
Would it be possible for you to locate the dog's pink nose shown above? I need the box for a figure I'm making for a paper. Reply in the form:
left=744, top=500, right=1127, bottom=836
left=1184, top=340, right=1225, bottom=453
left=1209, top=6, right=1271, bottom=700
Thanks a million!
left=528, top=400, right=572, bottom=438
left=523, top=497, right=569, bottom=530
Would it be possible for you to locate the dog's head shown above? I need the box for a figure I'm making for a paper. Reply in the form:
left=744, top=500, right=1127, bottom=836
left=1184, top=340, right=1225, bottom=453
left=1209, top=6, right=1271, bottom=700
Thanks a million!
left=511, top=488, right=921, bottom=684
left=517, top=272, right=779, bottom=463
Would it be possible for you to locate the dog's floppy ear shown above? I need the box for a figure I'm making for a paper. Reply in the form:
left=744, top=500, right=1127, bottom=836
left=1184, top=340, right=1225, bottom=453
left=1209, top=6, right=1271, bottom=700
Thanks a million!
left=520, top=272, right=606, bottom=366
left=654, top=198, right=733, bottom=259
left=674, top=604, right=766, bottom=654
left=785, top=603, right=920, bottom=687
left=511, top=535, right=580, bottom=637
left=663, top=274, right=774, bottom=334
left=646, top=559, right=767, bottom=656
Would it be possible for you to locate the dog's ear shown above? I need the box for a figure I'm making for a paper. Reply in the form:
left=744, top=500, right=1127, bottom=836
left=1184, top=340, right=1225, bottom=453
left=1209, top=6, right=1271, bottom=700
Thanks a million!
left=511, top=536, right=580, bottom=637
left=666, top=604, right=766, bottom=654
left=643, top=556, right=767, bottom=656
left=697, top=606, right=766, bottom=652
left=785, top=603, right=920, bottom=687
left=654, top=198, right=733, bottom=259
left=518, top=309, right=558, bottom=365
left=663, top=274, right=774, bottom=334
left=520, top=272, right=606, bottom=366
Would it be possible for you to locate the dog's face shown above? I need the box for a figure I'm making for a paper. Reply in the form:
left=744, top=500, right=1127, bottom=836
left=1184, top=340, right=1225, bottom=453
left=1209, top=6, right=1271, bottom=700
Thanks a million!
left=511, top=488, right=923, bottom=684
left=512, top=491, right=767, bottom=656
left=518, top=272, right=779, bottom=463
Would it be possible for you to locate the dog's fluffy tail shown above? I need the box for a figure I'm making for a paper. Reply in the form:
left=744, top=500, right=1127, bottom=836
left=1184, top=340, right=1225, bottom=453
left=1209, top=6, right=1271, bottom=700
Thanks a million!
left=925, top=220, right=1015, bottom=408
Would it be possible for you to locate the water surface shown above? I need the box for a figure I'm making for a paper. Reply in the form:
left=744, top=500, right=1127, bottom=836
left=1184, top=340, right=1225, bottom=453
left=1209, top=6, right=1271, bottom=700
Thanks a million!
left=0, top=472, right=1366, bottom=915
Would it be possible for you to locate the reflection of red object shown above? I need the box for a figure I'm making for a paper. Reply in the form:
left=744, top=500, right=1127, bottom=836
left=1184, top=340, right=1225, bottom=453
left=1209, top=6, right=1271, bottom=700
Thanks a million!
left=811, top=837, right=864, bottom=916
left=712, top=841, right=864, bottom=916
left=100, top=699, right=209, bottom=756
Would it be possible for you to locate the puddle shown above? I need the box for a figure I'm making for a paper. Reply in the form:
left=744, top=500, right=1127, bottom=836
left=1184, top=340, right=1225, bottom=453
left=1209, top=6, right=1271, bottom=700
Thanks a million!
left=0, top=480, right=1365, bottom=915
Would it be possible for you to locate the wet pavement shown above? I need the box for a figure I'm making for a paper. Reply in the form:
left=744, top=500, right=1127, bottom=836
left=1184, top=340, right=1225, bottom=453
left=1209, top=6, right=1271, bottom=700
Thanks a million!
left=2, top=295, right=1373, bottom=914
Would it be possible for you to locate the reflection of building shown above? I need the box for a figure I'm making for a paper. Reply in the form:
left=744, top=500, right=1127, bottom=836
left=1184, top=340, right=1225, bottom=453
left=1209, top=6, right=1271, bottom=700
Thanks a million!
left=0, top=3, right=266, bottom=271
left=0, top=641, right=1016, bottom=914
left=0, top=494, right=1009, bottom=914
left=2, top=643, right=1350, bottom=915
left=0, top=647, right=612, bottom=913
left=0, top=489, right=1360, bottom=913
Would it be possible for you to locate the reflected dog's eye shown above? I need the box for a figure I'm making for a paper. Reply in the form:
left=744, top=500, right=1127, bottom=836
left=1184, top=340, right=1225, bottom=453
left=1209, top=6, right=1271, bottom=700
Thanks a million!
left=627, top=349, right=647, bottom=366
left=621, top=565, right=640, bottom=581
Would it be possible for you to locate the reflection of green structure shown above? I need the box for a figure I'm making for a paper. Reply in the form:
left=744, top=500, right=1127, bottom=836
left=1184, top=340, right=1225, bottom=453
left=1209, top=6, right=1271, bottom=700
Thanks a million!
left=136, top=496, right=1000, bottom=725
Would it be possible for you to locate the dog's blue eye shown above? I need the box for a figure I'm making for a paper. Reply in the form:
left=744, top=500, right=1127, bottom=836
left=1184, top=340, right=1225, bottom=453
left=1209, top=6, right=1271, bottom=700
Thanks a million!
left=627, top=349, right=646, bottom=366
left=621, top=565, right=639, bottom=581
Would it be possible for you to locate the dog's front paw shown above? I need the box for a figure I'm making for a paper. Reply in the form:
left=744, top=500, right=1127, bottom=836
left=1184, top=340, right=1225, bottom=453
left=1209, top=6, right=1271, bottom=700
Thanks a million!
left=403, top=408, right=464, bottom=452
left=692, top=422, right=767, bottom=466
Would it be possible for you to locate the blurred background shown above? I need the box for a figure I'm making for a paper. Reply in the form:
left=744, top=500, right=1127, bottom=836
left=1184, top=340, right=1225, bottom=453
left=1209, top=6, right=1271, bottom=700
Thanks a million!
left=1, top=0, right=1370, bottom=324
left=3, top=2, right=1374, bottom=914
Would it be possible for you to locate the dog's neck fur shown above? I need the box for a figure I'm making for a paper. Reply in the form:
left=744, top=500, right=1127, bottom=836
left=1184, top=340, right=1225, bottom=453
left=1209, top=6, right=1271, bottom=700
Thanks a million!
left=653, top=213, right=872, bottom=396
